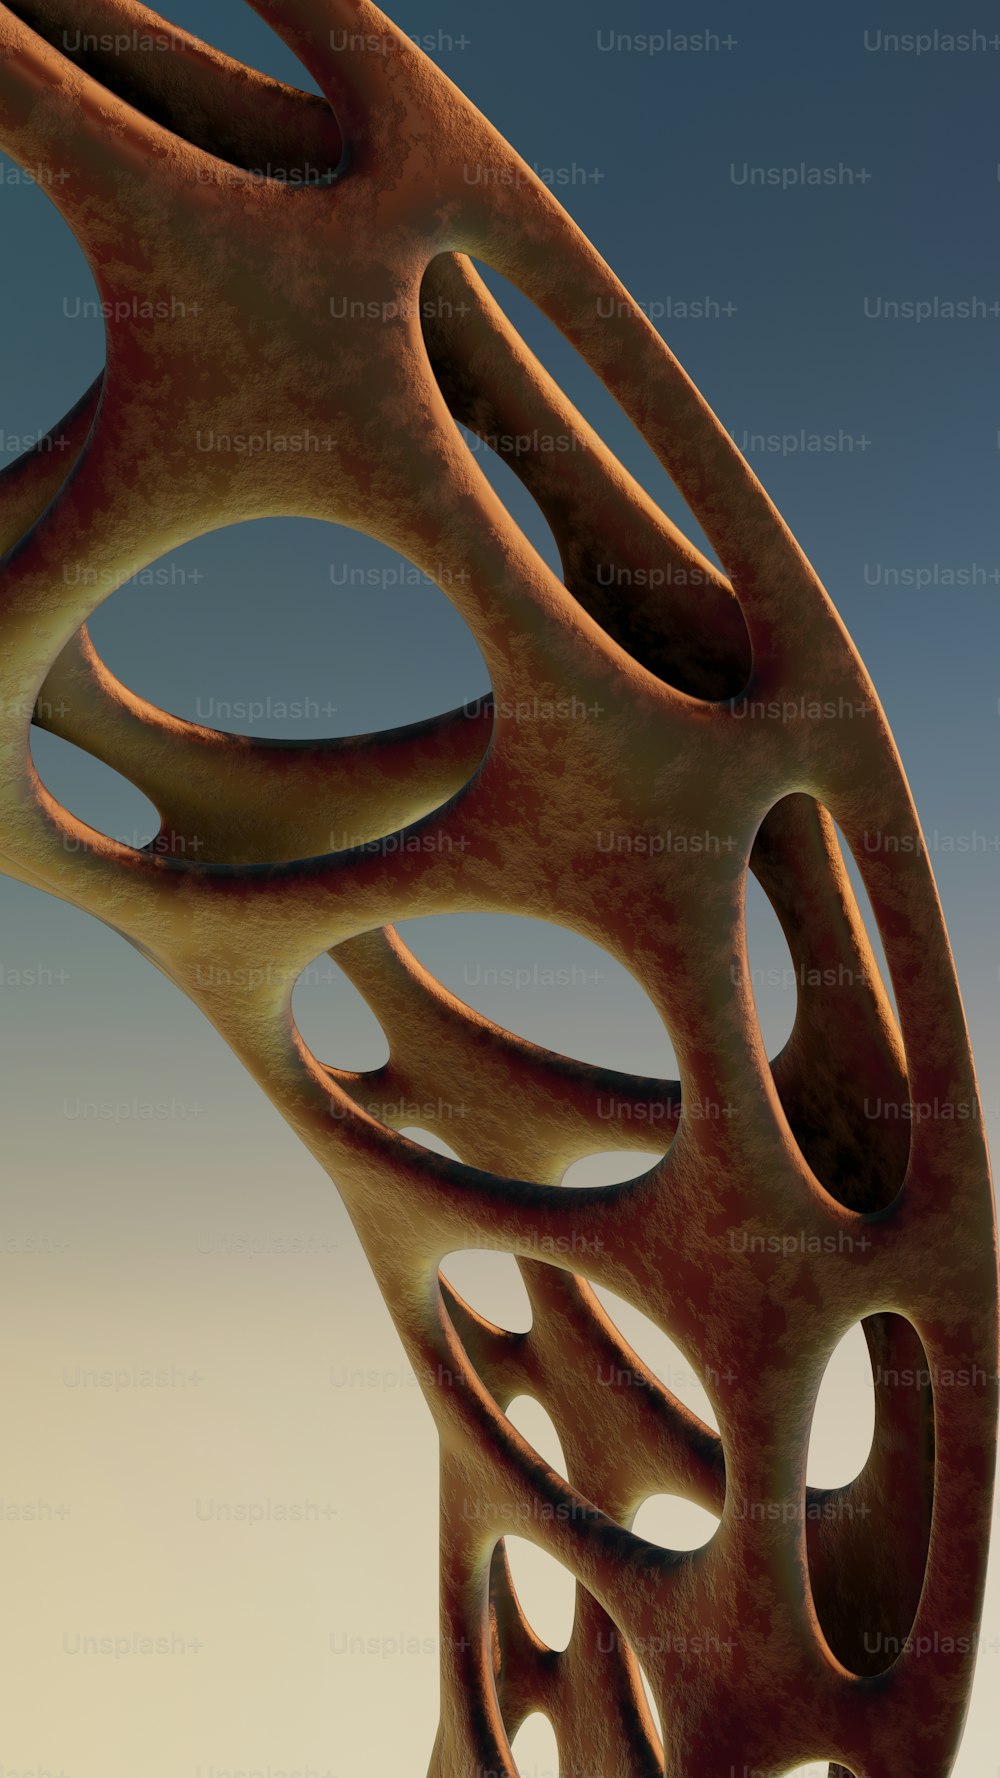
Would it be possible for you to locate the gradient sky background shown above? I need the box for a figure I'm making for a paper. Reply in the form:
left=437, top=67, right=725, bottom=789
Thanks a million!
left=0, top=2, right=998, bottom=1774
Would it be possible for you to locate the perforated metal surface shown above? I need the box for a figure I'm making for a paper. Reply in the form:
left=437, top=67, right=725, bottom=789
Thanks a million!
left=0, top=4, right=996, bottom=1773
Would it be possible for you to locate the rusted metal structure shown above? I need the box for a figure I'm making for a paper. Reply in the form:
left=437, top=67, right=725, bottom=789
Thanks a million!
left=0, top=4, right=996, bottom=1773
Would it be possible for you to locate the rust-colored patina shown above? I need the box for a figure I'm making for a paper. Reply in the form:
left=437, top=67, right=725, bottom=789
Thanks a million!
left=0, top=3, right=996, bottom=1773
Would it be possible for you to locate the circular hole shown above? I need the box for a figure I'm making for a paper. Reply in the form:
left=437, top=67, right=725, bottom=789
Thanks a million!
left=504, top=1538, right=575, bottom=1652
left=506, top=1396, right=568, bottom=1482
left=509, top=1710, right=559, bottom=1778
left=87, top=521, right=492, bottom=740
left=291, top=955, right=390, bottom=1072
left=395, top=914, right=677, bottom=1077
left=592, top=1286, right=720, bottom=1434
left=631, top=1493, right=720, bottom=1553
left=440, top=1251, right=532, bottom=1334
left=29, top=729, right=159, bottom=849
left=807, top=1323, right=875, bottom=1490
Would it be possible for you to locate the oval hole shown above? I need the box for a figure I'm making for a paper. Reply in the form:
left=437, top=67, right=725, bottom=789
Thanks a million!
left=11, top=6, right=338, bottom=173
left=632, top=1493, right=720, bottom=1553
left=395, top=914, right=677, bottom=1078
left=29, top=729, right=159, bottom=849
left=506, top=1396, right=568, bottom=1482
left=456, top=423, right=563, bottom=580
left=418, top=256, right=563, bottom=582
left=835, top=818, right=900, bottom=1026
left=745, top=871, right=797, bottom=1059
left=751, top=797, right=909, bottom=1214
left=436, top=258, right=751, bottom=703
left=87, top=520, right=492, bottom=740
left=132, top=5, right=325, bottom=92
left=440, top=1251, right=532, bottom=1334
left=806, top=1314, right=934, bottom=1678
left=807, top=1323, right=875, bottom=1490
left=469, top=260, right=713, bottom=569
left=0, top=148, right=104, bottom=475
left=593, top=1286, right=720, bottom=1434
left=292, top=955, right=390, bottom=1072
left=504, top=1538, right=575, bottom=1652
left=561, top=1149, right=664, bottom=1187
left=509, top=1710, right=560, bottom=1778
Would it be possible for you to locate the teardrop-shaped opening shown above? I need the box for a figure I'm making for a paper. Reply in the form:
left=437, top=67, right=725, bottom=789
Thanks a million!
left=750, top=796, right=910, bottom=1214
left=292, top=955, right=390, bottom=1072
left=395, top=914, right=677, bottom=1078
left=4, top=4, right=343, bottom=182
left=806, top=1313, right=934, bottom=1678
left=592, top=1286, right=720, bottom=1433
left=561, top=1148, right=666, bottom=1188
left=632, top=1492, right=720, bottom=1553
left=29, top=728, right=159, bottom=850
left=510, top=1710, right=560, bottom=1778
left=504, top=1537, right=575, bottom=1651
left=807, top=1323, right=875, bottom=1490
left=506, top=1395, right=568, bottom=1482
left=440, top=1251, right=532, bottom=1334
left=398, top=1126, right=462, bottom=1161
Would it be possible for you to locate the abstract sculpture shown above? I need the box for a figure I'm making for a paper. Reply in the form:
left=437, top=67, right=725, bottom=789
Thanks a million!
left=0, top=3, right=996, bottom=1773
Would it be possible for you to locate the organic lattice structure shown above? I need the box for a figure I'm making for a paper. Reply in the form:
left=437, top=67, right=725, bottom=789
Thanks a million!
left=0, top=4, right=997, bottom=1774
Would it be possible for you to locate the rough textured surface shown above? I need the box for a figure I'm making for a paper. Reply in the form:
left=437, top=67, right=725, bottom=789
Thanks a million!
left=0, top=3, right=996, bottom=1774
